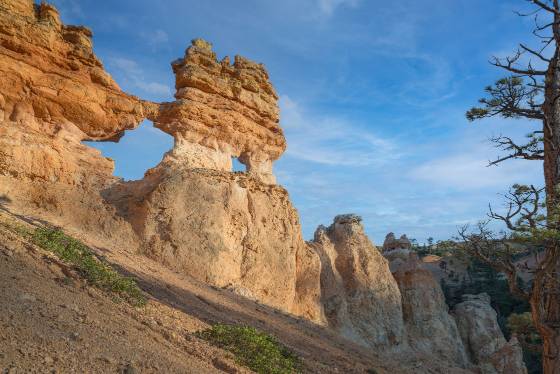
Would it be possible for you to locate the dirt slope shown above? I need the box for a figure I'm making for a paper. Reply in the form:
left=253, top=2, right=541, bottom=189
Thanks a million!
left=0, top=207, right=470, bottom=374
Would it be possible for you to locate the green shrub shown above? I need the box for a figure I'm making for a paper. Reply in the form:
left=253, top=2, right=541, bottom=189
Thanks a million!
left=31, top=227, right=146, bottom=306
left=196, top=324, right=301, bottom=374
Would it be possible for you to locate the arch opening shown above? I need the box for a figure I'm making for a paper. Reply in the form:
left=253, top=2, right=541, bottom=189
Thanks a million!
left=232, top=157, right=246, bottom=173
left=83, top=120, right=173, bottom=181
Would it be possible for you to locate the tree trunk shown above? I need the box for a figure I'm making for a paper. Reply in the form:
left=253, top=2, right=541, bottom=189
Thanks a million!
left=541, top=305, right=560, bottom=374
left=538, top=36, right=560, bottom=373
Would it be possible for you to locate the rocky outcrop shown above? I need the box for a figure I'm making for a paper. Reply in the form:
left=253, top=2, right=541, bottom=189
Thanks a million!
left=154, top=39, right=285, bottom=184
left=382, top=233, right=416, bottom=273
left=382, top=232, right=412, bottom=251
left=381, top=235, right=527, bottom=373
left=95, top=38, right=323, bottom=321
left=309, top=215, right=404, bottom=348
left=393, top=259, right=469, bottom=367
left=0, top=0, right=153, bottom=139
left=0, top=0, right=154, bottom=188
left=0, top=1, right=323, bottom=322
left=105, top=167, right=324, bottom=322
left=454, top=294, right=527, bottom=374
left=0, top=3, right=530, bottom=372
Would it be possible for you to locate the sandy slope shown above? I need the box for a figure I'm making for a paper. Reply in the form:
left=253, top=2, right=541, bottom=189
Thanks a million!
left=0, top=207, right=470, bottom=374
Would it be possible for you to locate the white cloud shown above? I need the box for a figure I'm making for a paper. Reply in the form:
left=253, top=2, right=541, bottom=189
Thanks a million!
left=409, top=151, right=541, bottom=190
left=134, top=81, right=172, bottom=96
left=280, top=95, right=400, bottom=167
left=110, top=57, right=141, bottom=74
left=107, top=57, right=172, bottom=97
left=317, top=0, right=360, bottom=16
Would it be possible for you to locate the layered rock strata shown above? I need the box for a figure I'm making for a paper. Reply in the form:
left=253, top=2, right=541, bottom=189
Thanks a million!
left=154, top=39, right=285, bottom=184
left=0, top=0, right=154, bottom=188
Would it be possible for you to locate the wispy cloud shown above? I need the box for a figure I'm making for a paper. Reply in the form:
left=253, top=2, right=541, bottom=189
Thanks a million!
left=280, top=95, right=400, bottom=167
left=141, top=29, right=170, bottom=51
left=409, top=152, right=541, bottom=190
left=317, top=0, right=361, bottom=16
left=107, top=57, right=172, bottom=98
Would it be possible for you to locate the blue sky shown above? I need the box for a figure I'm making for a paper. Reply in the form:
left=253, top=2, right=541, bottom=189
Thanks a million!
left=50, top=0, right=544, bottom=244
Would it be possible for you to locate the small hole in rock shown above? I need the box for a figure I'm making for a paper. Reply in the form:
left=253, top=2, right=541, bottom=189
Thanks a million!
left=232, top=157, right=246, bottom=173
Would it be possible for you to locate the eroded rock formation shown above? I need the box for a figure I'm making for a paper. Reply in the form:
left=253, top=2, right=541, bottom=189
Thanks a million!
left=107, top=167, right=324, bottom=322
left=0, top=2, right=529, bottom=372
left=0, top=0, right=322, bottom=321
left=97, top=39, right=323, bottom=321
left=391, top=255, right=469, bottom=367
left=0, top=0, right=156, bottom=188
left=454, top=294, right=527, bottom=374
left=383, top=232, right=412, bottom=251
left=381, top=234, right=527, bottom=373
left=309, top=215, right=404, bottom=347
left=155, top=39, right=285, bottom=184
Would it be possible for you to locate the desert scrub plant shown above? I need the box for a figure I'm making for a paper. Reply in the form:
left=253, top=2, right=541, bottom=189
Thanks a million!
left=196, top=324, right=302, bottom=374
left=31, top=227, right=146, bottom=306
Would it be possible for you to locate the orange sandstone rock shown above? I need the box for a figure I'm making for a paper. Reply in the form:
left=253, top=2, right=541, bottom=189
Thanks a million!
left=154, top=39, right=285, bottom=184
left=0, top=0, right=152, bottom=142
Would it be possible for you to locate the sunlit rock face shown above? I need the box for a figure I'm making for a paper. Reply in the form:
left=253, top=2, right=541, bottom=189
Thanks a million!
left=0, top=0, right=155, bottom=248
left=109, top=166, right=325, bottom=322
left=0, top=1, right=323, bottom=322
left=453, top=294, right=527, bottom=374
left=0, top=0, right=155, bottom=188
left=101, top=39, right=324, bottom=321
left=0, top=3, right=529, bottom=372
left=154, top=39, right=285, bottom=184
left=309, top=214, right=405, bottom=348
left=0, top=0, right=153, bottom=140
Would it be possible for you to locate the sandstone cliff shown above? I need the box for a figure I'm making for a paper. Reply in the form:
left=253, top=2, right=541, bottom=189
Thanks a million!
left=0, top=1, right=323, bottom=323
left=0, top=0, right=150, bottom=247
left=0, top=2, right=528, bottom=373
left=391, top=255, right=469, bottom=367
left=155, top=38, right=285, bottom=185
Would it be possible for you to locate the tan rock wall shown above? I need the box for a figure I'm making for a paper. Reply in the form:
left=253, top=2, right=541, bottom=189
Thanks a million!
left=100, top=166, right=324, bottom=322
left=393, top=263, right=469, bottom=367
left=309, top=215, right=405, bottom=347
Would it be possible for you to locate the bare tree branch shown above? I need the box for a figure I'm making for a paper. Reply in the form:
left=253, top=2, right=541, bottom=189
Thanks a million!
left=488, top=135, right=544, bottom=166
left=490, top=53, right=547, bottom=76
left=520, top=43, right=552, bottom=62
left=457, top=223, right=531, bottom=300
left=530, top=0, right=560, bottom=14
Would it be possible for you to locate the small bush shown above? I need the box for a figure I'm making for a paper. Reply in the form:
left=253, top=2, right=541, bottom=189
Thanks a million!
left=196, top=324, right=301, bottom=374
left=31, top=227, right=146, bottom=306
